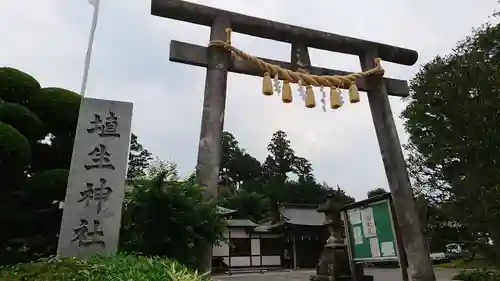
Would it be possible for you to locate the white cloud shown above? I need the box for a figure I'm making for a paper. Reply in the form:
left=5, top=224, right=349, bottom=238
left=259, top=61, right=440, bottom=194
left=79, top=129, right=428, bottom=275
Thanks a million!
left=1, top=0, right=497, bottom=200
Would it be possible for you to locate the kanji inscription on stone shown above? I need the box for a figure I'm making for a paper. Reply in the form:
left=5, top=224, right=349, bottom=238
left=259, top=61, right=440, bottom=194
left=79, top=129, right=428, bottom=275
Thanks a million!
left=84, top=144, right=116, bottom=171
left=87, top=111, right=121, bottom=138
left=72, top=219, right=105, bottom=247
left=79, top=178, right=113, bottom=214
left=57, top=97, right=133, bottom=259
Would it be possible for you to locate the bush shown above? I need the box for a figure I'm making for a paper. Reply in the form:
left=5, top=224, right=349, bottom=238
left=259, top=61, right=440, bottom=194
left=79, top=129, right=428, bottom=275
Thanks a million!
left=437, top=258, right=495, bottom=269
left=0, top=254, right=210, bottom=281
left=0, top=121, right=31, bottom=168
left=121, top=172, right=225, bottom=269
left=453, top=269, right=500, bottom=281
left=24, top=169, right=69, bottom=204
left=0, top=67, right=41, bottom=104
left=0, top=102, right=44, bottom=141
left=29, top=136, right=75, bottom=172
left=27, top=87, right=80, bottom=136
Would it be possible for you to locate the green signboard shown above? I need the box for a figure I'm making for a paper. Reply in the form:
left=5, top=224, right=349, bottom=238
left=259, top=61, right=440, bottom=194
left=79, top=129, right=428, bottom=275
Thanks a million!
left=342, top=193, right=401, bottom=263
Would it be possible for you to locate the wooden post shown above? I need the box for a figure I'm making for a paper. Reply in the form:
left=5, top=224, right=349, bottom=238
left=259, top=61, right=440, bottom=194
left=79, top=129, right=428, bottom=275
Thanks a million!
left=390, top=198, right=410, bottom=281
left=196, top=16, right=231, bottom=274
left=259, top=234, right=263, bottom=273
left=342, top=210, right=362, bottom=281
left=360, top=50, right=436, bottom=281
left=290, top=42, right=311, bottom=73
left=292, top=233, right=297, bottom=269
left=228, top=227, right=232, bottom=274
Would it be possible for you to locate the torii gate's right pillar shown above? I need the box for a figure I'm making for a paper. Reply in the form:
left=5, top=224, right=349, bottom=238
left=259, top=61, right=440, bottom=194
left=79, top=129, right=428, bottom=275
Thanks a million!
left=361, top=49, right=434, bottom=281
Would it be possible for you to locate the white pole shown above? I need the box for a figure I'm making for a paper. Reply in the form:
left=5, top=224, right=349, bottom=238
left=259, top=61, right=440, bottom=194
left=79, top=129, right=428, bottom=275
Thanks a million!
left=80, top=0, right=100, bottom=97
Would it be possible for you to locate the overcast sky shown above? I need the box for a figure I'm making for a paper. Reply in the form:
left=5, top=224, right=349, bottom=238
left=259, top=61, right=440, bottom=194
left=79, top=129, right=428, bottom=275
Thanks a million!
left=1, top=0, right=497, bottom=200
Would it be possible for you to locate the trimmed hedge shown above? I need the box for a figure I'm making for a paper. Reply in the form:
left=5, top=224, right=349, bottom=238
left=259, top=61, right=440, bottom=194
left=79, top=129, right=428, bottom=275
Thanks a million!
left=0, top=102, right=44, bottom=141
left=24, top=169, right=69, bottom=203
left=0, top=121, right=31, bottom=168
left=27, top=87, right=80, bottom=136
left=0, top=67, right=41, bottom=104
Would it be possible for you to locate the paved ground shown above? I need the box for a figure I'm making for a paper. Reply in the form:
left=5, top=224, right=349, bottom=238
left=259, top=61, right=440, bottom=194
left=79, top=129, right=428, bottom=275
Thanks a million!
left=214, top=268, right=460, bottom=281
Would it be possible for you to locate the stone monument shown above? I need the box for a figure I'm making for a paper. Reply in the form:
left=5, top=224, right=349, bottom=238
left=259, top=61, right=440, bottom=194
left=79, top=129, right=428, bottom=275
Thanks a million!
left=311, top=192, right=372, bottom=281
left=57, top=97, right=133, bottom=259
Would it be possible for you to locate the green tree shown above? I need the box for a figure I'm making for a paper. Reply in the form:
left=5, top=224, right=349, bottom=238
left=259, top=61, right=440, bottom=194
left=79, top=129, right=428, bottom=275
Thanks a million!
left=325, top=184, right=356, bottom=206
left=127, top=133, right=153, bottom=179
left=292, top=156, right=315, bottom=183
left=218, top=189, right=270, bottom=222
left=402, top=23, right=500, bottom=261
left=220, top=131, right=240, bottom=187
left=366, top=188, right=388, bottom=198
left=261, top=130, right=331, bottom=205
left=143, top=157, right=178, bottom=181
left=262, top=130, right=317, bottom=185
left=217, top=130, right=355, bottom=221
left=220, top=132, right=262, bottom=188
left=263, top=130, right=296, bottom=184
left=120, top=170, right=225, bottom=269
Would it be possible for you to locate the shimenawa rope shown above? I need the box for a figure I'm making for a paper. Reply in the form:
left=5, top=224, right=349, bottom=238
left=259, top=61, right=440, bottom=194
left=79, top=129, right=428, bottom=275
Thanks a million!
left=207, top=28, right=385, bottom=109
left=208, top=28, right=384, bottom=88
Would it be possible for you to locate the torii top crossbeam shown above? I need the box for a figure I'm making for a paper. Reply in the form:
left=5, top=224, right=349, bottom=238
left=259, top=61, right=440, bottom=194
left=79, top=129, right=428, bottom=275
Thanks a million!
left=151, top=0, right=418, bottom=66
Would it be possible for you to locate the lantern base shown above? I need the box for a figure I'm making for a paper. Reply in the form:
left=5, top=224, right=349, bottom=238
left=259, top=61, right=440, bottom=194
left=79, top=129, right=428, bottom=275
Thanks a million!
left=310, top=243, right=373, bottom=281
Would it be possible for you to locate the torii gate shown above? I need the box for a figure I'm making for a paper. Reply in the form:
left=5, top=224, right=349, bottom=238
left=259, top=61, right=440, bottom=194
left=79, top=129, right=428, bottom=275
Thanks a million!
left=150, top=1, right=435, bottom=281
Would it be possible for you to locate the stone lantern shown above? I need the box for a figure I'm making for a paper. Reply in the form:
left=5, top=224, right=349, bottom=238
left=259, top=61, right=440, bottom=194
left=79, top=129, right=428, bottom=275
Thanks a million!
left=310, top=191, right=351, bottom=281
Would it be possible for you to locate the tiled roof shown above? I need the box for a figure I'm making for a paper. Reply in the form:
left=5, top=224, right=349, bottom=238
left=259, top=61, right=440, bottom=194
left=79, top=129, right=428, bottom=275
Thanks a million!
left=279, top=204, right=325, bottom=226
left=216, top=206, right=238, bottom=215
left=227, top=219, right=258, bottom=227
left=254, top=221, right=284, bottom=232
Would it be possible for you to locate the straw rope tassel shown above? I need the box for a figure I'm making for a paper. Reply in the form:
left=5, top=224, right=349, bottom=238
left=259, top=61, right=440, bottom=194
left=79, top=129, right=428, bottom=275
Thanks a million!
left=282, top=80, right=292, bottom=103
left=262, top=72, right=273, bottom=96
left=349, top=83, right=360, bottom=103
left=305, top=85, right=316, bottom=108
left=330, top=87, right=342, bottom=109
left=208, top=28, right=385, bottom=109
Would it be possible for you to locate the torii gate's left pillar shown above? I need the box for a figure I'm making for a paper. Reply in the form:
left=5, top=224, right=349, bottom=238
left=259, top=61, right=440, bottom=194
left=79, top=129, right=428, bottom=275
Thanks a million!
left=194, top=16, right=231, bottom=273
left=195, top=16, right=230, bottom=199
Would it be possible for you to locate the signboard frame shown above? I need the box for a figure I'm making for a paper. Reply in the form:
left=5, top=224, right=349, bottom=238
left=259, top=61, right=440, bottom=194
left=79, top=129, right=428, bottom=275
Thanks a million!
left=341, top=193, right=409, bottom=281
